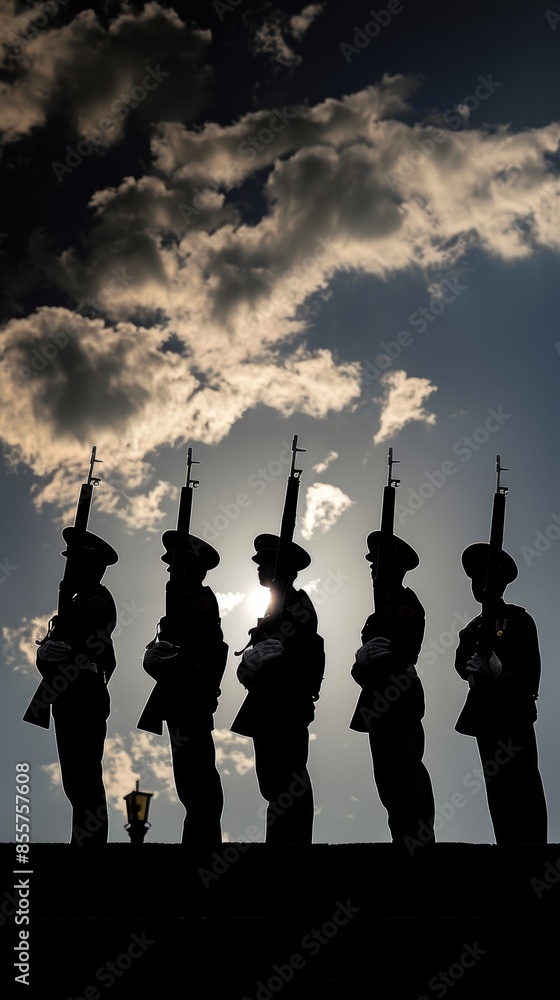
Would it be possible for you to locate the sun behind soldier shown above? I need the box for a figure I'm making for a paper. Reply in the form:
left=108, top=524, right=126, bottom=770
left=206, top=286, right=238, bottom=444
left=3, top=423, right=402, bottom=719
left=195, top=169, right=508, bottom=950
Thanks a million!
left=454, top=543, right=547, bottom=844
left=231, top=533, right=325, bottom=844
left=137, top=531, right=228, bottom=845
left=349, top=531, right=435, bottom=845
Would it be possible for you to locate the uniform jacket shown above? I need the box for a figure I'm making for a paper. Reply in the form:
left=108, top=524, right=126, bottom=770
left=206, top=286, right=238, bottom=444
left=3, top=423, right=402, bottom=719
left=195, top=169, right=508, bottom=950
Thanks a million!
left=231, top=586, right=325, bottom=737
left=137, top=584, right=228, bottom=735
left=350, top=586, right=426, bottom=732
left=454, top=601, right=540, bottom=736
left=22, top=585, right=117, bottom=730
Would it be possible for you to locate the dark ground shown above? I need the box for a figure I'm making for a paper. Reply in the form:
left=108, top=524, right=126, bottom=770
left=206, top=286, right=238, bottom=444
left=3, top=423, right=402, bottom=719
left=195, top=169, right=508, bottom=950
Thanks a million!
left=1, top=841, right=558, bottom=998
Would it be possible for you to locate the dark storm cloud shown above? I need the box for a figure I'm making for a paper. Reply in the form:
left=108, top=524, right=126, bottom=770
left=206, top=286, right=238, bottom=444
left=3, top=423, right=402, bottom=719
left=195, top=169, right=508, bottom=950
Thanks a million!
left=0, top=2, right=212, bottom=146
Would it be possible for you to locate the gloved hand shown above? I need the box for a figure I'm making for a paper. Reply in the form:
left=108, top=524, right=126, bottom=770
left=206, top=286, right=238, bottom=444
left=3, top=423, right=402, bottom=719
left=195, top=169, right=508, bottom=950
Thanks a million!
left=37, top=640, right=71, bottom=663
left=243, top=639, right=284, bottom=671
left=356, top=637, right=391, bottom=665
left=466, top=651, right=502, bottom=677
left=144, top=641, right=179, bottom=669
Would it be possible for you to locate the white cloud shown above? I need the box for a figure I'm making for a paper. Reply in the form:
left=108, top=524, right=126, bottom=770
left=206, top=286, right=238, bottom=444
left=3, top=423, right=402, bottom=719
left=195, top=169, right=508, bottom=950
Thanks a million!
left=214, top=729, right=254, bottom=775
left=40, top=729, right=174, bottom=814
left=313, top=450, right=338, bottom=473
left=216, top=592, right=245, bottom=617
left=290, top=4, right=325, bottom=40
left=373, top=371, right=438, bottom=444
left=39, top=726, right=255, bottom=825
left=4, top=76, right=560, bottom=524
left=0, top=308, right=361, bottom=527
left=300, top=482, right=355, bottom=539
left=3, top=614, right=53, bottom=673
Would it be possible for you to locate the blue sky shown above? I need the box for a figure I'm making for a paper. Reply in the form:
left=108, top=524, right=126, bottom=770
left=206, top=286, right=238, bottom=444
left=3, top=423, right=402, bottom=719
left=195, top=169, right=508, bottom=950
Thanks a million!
left=1, top=0, right=560, bottom=846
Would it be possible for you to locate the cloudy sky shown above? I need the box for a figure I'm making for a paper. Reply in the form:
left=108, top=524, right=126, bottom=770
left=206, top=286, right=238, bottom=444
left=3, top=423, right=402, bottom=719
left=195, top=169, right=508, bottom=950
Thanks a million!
left=1, top=0, right=560, bottom=847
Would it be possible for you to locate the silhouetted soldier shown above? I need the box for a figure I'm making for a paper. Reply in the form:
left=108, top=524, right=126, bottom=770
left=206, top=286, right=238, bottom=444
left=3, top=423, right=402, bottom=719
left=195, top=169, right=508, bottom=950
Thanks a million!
left=23, top=529, right=118, bottom=846
left=231, top=534, right=325, bottom=844
left=350, top=531, right=435, bottom=845
left=454, top=544, right=548, bottom=843
left=138, top=532, right=228, bottom=844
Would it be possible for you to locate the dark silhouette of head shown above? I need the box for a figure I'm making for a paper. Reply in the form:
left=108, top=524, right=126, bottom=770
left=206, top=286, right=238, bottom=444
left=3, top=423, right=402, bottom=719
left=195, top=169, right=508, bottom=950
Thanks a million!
left=61, top=528, right=118, bottom=586
left=365, top=530, right=419, bottom=586
left=461, top=543, right=518, bottom=603
left=161, top=531, right=220, bottom=585
left=252, top=533, right=311, bottom=589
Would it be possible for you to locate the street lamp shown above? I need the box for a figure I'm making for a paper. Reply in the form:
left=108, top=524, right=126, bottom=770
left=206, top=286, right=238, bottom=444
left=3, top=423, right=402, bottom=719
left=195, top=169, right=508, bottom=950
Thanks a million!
left=124, top=779, right=153, bottom=844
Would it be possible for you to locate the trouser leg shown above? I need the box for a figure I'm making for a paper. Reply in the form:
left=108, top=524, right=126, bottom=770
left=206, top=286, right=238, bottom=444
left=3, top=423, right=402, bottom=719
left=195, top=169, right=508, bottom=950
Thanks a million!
left=252, top=728, right=314, bottom=844
left=476, top=729, right=548, bottom=844
left=368, top=720, right=435, bottom=843
left=169, top=727, right=223, bottom=844
left=54, top=710, right=108, bottom=846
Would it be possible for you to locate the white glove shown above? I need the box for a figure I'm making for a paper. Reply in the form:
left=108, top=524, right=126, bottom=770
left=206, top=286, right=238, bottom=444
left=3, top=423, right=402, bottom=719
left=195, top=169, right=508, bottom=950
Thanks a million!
left=144, top=641, right=179, bottom=668
left=356, top=637, right=391, bottom=665
left=37, top=640, right=71, bottom=663
left=466, top=651, right=502, bottom=677
left=243, top=639, right=284, bottom=670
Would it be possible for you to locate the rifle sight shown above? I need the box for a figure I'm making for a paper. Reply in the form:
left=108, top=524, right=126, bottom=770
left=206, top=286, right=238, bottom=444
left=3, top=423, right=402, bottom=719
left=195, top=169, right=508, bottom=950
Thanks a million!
left=87, top=445, right=102, bottom=487
left=387, top=447, right=401, bottom=489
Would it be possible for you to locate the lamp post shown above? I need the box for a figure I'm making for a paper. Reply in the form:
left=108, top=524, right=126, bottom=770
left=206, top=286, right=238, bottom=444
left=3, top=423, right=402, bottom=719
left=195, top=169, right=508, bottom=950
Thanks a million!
left=124, top=780, right=153, bottom=844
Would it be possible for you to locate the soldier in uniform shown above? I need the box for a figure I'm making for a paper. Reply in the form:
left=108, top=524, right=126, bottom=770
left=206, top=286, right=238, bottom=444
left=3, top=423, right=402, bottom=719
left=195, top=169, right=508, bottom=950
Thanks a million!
left=454, top=543, right=547, bottom=843
left=23, top=529, right=118, bottom=846
left=137, top=532, right=228, bottom=845
left=231, top=534, right=325, bottom=844
left=350, top=531, right=435, bottom=845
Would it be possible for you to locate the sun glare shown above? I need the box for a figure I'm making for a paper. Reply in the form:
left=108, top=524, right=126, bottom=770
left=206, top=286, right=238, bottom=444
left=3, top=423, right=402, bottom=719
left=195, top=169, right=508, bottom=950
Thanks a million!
left=247, top=586, right=269, bottom=619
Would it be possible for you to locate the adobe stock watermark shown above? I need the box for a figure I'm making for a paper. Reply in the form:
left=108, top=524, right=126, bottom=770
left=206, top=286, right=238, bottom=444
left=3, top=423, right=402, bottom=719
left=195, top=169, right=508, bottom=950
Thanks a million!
left=397, top=407, right=511, bottom=520
left=20, top=269, right=135, bottom=379
left=530, top=852, right=560, bottom=899
left=418, top=610, right=472, bottom=671
left=4, top=0, right=70, bottom=57
left=51, top=65, right=169, bottom=182
left=520, top=513, right=560, bottom=567
left=513, top=179, right=560, bottom=239
left=241, top=899, right=361, bottom=999
left=198, top=440, right=300, bottom=543
left=417, top=941, right=488, bottom=998
left=25, top=599, right=144, bottom=722
left=405, top=738, right=521, bottom=855
left=302, top=568, right=350, bottom=608
left=64, top=932, right=155, bottom=997
left=340, top=1, right=413, bottom=63
left=237, top=237, right=335, bottom=341
left=76, top=269, right=136, bottom=321
left=178, top=107, right=296, bottom=225
left=198, top=770, right=311, bottom=888
left=356, top=665, right=423, bottom=726
left=0, top=558, right=18, bottom=583
left=213, top=0, right=246, bottom=19
left=384, top=74, right=503, bottom=190
left=362, top=277, right=466, bottom=384
left=545, top=6, right=560, bottom=30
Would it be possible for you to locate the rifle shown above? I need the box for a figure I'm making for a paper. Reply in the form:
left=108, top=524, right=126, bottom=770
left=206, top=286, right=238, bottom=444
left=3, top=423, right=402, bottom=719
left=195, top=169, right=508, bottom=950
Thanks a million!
left=234, top=435, right=305, bottom=656
left=33, top=446, right=102, bottom=660
left=25, top=447, right=104, bottom=726
left=161, top=447, right=200, bottom=641
left=478, top=455, right=509, bottom=650
left=56, top=446, right=103, bottom=621
left=372, top=447, right=401, bottom=621
left=268, top=434, right=306, bottom=619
